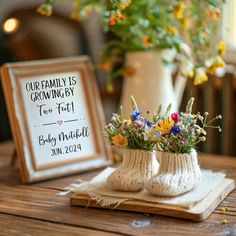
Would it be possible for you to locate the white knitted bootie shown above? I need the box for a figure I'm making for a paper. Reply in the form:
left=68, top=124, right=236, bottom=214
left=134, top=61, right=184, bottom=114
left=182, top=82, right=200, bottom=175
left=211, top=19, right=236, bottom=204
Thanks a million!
left=107, top=149, right=159, bottom=192
left=145, top=149, right=202, bottom=196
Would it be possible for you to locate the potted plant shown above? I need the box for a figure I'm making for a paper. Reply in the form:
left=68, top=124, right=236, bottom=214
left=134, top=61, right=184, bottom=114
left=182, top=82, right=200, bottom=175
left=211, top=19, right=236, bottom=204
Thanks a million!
left=104, top=97, right=159, bottom=192
left=38, top=0, right=226, bottom=116
left=145, top=97, right=222, bottom=196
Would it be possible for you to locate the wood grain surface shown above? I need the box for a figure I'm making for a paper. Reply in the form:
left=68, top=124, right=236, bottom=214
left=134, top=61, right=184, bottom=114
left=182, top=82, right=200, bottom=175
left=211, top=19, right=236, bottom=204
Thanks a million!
left=1, top=141, right=236, bottom=235
left=70, top=178, right=235, bottom=222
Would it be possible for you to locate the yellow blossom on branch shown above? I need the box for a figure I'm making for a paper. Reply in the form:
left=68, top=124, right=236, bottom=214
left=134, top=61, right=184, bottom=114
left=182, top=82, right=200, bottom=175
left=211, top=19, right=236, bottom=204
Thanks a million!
left=118, top=0, right=132, bottom=11
left=181, top=17, right=190, bottom=29
left=218, top=40, right=227, bottom=56
left=112, top=134, right=128, bottom=148
left=167, top=27, right=178, bottom=36
left=194, top=68, right=208, bottom=86
left=174, top=2, right=185, bottom=20
left=70, top=11, right=80, bottom=21
left=207, top=56, right=225, bottom=75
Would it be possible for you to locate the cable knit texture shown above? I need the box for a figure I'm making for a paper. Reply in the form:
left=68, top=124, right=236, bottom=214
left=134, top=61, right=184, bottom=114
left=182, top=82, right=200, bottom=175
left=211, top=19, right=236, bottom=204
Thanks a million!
left=145, top=149, right=202, bottom=196
left=107, top=149, right=159, bottom=192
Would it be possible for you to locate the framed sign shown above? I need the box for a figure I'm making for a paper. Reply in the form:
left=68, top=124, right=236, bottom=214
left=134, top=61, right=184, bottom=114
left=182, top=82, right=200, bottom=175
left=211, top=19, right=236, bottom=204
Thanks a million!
left=1, top=56, right=112, bottom=183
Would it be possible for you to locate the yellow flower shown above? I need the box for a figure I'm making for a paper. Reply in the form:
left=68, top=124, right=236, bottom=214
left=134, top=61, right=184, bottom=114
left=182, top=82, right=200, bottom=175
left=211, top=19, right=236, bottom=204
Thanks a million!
left=72, top=0, right=80, bottom=8
left=187, top=70, right=194, bottom=78
left=200, top=136, right=206, bottom=142
left=155, top=118, right=174, bottom=134
left=118, top=0, right=131, bottom=10
left=167, top=27, right=178, bottom=36
left=182, top=60, right=194, bottom=78
left=123, top=119, right=132, bottom=125
left=112, top=134, right=128, bottom=148
left=70, top=11, right=80, bottom=21
left=207, top=56, right=225, bottom=75
left=218, top=40, right=227, bottom=56
left=174, top=2, right=185, bottom=19
left=181, top=17, right=190, bottom=29
left=194, top=68, right=208, bottom=86
left=149, top=129, right=156, bottom=139
left=36, top=4, right=52, bottom=17
left=107, top=81, right=114, bottom=93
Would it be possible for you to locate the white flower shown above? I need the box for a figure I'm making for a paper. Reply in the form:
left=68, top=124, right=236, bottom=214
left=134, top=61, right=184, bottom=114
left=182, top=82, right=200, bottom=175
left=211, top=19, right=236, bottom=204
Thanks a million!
left=144, top=126, right=157, bottom=141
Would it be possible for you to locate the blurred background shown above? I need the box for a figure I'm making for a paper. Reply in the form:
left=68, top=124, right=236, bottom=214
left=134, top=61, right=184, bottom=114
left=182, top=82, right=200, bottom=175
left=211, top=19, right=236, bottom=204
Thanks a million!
left=0, top=0, right=236, bottom=156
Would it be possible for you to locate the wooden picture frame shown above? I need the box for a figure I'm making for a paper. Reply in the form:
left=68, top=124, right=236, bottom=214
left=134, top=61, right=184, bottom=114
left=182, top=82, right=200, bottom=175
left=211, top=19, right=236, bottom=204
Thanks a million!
left=1, top=56, right=112, bottom=183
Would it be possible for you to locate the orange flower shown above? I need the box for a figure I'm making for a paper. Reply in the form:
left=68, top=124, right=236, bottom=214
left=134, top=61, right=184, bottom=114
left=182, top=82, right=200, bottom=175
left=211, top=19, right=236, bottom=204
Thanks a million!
left=208, top=8, right=221, bottom=20
left=98, top=62, right=112, bottom=73
left=143, top=37, right=152, bottom=48
left=119, top=14, right=126, bottom=20
left=123, top=66, right=135, bottom=77
left=109, top=18, right=116, bottom=26
left=107, top=82, right=114, bottom=93
left=112, top=134, right=128, bottom=148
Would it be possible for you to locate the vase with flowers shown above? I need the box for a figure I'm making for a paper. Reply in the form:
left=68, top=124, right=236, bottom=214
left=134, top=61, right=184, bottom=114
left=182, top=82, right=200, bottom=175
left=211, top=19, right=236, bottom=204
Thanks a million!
left=145, top=97, right=222, bottom=196
left=104, top=97, right=159, bottom=192
left=38, top=0, right=227, bottom=117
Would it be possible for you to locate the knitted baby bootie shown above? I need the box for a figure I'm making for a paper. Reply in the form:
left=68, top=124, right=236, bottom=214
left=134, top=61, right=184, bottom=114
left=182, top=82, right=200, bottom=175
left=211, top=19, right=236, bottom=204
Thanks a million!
left=145, top=149, right=202, bottom=196
left=107, top=149, right=159, bottom=192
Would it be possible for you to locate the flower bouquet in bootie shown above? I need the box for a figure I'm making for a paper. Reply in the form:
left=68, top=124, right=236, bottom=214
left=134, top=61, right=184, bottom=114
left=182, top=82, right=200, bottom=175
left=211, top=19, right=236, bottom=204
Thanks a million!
left=145, top=98, right=222, bottom=197
left=104, top=97, right=159, bottom=192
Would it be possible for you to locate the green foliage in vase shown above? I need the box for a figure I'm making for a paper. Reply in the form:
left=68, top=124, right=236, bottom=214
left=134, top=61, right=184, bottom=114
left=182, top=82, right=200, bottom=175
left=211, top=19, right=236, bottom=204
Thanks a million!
left=37, top=0, right=226, bottom=86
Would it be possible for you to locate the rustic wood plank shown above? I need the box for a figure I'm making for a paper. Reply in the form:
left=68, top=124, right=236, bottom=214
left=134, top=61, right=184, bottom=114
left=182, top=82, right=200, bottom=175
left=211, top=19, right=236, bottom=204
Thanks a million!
left=0, top=140, right=14, bottom=168
left=70, top=178, right=235, bottom=222
left=0, top=213, right=119, bottom=236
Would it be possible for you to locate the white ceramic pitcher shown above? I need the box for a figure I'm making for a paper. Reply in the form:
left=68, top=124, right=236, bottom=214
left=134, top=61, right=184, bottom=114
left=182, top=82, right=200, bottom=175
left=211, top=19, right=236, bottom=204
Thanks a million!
left=120, top=49, right=187, bottom=117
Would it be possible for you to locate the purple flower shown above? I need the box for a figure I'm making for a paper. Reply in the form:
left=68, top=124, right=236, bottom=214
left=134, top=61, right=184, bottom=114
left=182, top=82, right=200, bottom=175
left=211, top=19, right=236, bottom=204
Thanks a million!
left=144, top=119, right=153, bottom=128
left=135, top=120, right=144, bottom=128
left=131, top=110, right=142, bottom=121
left=170, top=124, right=181, bottom=134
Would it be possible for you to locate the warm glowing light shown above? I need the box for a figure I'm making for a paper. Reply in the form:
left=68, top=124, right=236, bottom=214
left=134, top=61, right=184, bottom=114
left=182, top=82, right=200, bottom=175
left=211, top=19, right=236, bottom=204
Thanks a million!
left=2, top=18, right=20, bottom=34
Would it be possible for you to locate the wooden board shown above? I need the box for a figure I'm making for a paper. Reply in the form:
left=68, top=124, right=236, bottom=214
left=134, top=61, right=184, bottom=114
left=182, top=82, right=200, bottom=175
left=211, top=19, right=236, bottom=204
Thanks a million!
left=71, top=178, right=235, bottom=222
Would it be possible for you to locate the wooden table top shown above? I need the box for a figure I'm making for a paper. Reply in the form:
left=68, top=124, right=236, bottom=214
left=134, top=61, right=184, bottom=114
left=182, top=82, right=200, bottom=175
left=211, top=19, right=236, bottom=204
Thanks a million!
left=0, top=141, right=236, bottom=236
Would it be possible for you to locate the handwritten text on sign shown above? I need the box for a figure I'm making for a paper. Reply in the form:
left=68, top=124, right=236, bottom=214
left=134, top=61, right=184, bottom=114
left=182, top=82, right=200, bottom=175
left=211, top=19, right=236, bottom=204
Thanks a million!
left=20, top=72, right=96, bottom=168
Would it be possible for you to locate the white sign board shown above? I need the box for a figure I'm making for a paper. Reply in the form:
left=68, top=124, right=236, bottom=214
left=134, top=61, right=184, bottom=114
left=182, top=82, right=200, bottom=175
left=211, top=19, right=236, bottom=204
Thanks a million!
left=1, top=57, right=111, bottom=183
